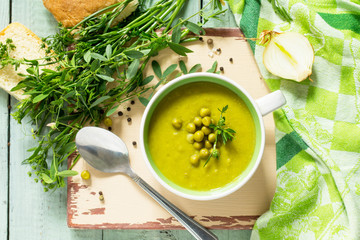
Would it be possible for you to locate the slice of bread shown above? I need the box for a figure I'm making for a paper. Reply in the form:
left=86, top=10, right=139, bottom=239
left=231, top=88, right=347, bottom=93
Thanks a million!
left=43, top=0, right=138, bottom=28
left=0, top=23, right=47, bottom=100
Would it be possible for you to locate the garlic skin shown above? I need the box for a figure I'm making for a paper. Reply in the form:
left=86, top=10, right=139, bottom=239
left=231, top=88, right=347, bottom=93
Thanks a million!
left=261, top=31, right=314, bottom=82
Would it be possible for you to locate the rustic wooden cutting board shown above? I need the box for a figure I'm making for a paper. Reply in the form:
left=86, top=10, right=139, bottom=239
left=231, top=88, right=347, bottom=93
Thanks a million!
left=67, top=28, right=277, bottom=229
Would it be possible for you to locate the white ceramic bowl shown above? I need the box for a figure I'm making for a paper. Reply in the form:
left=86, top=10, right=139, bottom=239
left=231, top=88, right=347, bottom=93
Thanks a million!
left=139, top=73, right=285, bottom=200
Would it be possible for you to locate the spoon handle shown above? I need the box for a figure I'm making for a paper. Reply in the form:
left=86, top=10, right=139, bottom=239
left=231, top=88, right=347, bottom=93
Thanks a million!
left=132, top=174, right=218, bottom=240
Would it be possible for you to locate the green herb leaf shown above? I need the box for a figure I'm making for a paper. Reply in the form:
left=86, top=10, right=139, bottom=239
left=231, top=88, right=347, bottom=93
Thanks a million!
left=90, top=53, right=108, bottom=62
left=152, top=60, right=162, bottom=79
left=171, top=22, right=182, bottom=44
left=41, top=173, right=55, bottom=184
left=140, top=75, right=154, bottom=86
left=96, top=74, right=114, bottom=82
left=168, top=42, right=193, bottom=56
left=138, top=96, right=149, bottom=106
left=26, top=67, right=36, bottom=75
left=184, top=21, right=205, bottom=35
left=11, top=83, right=27, bottom=92
left=105, top=45, right=112, bottom=59
left=140, top=49, right=151, bottom=56
left=58, top=142, right=76, bottom=155
left=162, top=64, right=178, bottom=79
left=206, top=61, right=217, bottom=73
left=179, top=60, right=187, bottom=74
left=32, top=94, right=49, bottom=103
left=90, top=59, right=100, bottom=71
left=126, top=59, right=140, bottom=80
left=57, top=170, right=78, bottom=177
left=124, top=50, right=144, bottom=59
left=90, top=96, right=111, bottom=108
left=50, top=157, right=58, bottom=179
left=189, top=64, right=201, bottom=73
left=106, top=105, right=119, bottom=117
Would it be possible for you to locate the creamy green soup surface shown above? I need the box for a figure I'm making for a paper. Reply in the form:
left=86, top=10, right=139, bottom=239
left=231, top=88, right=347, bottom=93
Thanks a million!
left=148, top=82, right=256, bottom=191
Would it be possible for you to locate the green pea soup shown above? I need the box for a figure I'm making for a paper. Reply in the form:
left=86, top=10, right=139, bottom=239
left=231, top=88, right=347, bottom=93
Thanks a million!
left=145, top=81, right=258, bottom=193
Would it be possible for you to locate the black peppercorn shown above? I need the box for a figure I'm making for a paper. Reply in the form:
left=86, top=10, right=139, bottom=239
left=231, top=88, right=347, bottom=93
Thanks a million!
left=199, top=37, right=203, bottom=41
left=229, top=58, right=233, bottom=62
left=118, top=111, right=123, bottom=116
left=220, top=67, right=224, bottom=72
left=127, top=107, right=131, bottom=111
left=132, top=141, right=137, bottom=146
left=108, top=127, right=112, bottom=131
left=131, top=100, right=135, bottom=105
left=127, top=117, right=132, bottom=122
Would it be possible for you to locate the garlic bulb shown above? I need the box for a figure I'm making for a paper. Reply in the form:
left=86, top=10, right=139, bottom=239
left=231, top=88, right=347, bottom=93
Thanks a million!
left=260, top=31, right=314, bottom=82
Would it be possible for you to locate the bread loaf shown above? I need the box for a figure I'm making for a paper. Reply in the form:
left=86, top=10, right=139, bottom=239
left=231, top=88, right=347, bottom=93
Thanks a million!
left=43, top=0, right=138, bottom=28
left=0, top=23, right=47, bottom=100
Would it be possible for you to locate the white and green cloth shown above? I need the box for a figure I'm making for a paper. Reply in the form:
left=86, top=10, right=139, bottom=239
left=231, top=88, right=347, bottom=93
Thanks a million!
left=227, top=0, right=360, bottom=239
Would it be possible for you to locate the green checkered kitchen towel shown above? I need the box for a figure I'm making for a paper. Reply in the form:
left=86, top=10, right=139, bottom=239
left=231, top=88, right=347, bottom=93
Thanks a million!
left=227, top=0, right=360, bottom=239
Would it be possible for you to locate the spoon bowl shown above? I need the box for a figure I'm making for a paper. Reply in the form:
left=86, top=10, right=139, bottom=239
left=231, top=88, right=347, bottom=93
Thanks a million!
left=75, top=126, right=217, bottom=240
left=75, top=127, right=131, bottom=174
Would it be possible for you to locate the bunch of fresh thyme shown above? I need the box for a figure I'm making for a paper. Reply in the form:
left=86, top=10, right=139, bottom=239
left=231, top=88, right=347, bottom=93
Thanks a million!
left=0, top=0, right=226, bottom=191
left=204, top=105, right=236, bottom=167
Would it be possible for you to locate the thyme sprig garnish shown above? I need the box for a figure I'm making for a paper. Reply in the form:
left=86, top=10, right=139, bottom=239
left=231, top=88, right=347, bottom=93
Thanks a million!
left=0, top=0, right=226, bottom=191
left=204, top=105, right=236, bottom=167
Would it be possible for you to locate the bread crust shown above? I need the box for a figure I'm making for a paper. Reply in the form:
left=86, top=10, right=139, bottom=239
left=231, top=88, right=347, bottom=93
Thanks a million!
left=0, top=23, right=48, bottom=100
left=43, top=0, right=137, bottom=27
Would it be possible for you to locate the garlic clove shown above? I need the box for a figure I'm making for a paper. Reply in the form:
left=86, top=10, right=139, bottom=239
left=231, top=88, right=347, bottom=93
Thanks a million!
left=261, top=31, right=314, bottom=82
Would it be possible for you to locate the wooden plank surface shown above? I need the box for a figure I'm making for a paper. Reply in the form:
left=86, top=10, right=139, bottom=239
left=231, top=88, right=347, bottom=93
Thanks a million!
left=8, top=0, right=102, bottom=240
left=4, top=0, right=253, bottom=239
left=67, top=29, right=276, bottom=229
left=0, top=0, right=10, bottom=239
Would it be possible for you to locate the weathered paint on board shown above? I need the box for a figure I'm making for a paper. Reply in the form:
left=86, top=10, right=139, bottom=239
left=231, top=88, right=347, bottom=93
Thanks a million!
left=2, top=0, right=259, bottom=239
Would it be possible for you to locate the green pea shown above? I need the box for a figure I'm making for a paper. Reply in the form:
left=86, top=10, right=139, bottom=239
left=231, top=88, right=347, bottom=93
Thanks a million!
left=193, top=130, right=204, bottom=142
left=193, top=117, right=202, bottom=127
left=193, top=142, right=203, bottom=150
left=199, top=108, right=211, bottom=117
left=199, top=148, right=210, bottom=159
left=202, top=116, right=211, bottom=126
left=81, top=170, right=90, bottom=180
left=171, top=118, right=182, bottom=129
left=204, top=140, right=212, bottom=149
left=208, top=133, right=216, bottom=143
left=103, top=117, right=112, bottom=127
left=190, top=153, right=200, bottom=166
left=186, top=134, right=194, bottom=144
left=186, top=122, right=196, bottom=133
left=201, top=126, right=211, bottom=135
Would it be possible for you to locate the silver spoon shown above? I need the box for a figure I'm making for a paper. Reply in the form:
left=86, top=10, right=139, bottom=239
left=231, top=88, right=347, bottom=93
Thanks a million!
left=75, top=126, right=218, bottom=240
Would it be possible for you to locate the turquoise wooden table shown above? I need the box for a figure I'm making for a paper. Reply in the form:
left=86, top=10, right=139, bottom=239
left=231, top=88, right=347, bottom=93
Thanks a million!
left=0, top=0, right=253, bottom=239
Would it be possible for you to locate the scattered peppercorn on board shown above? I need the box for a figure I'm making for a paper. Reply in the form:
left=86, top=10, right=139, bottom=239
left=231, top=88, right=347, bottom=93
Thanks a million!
left=67, top=28, right=277, bottom=229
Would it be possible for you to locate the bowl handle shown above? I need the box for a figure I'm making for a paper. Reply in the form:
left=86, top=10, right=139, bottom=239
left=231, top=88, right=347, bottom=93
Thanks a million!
left=255, top=90, right=286, bottom=116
